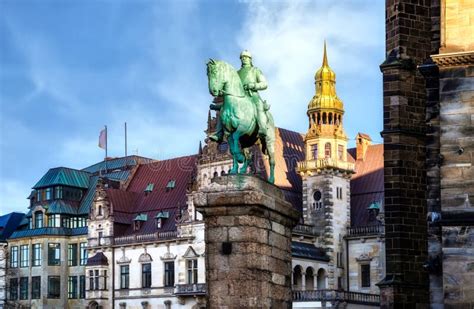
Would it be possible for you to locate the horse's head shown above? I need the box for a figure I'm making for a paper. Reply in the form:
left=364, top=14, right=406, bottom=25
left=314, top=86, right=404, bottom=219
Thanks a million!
left=206, top=59, right=224, bottom=97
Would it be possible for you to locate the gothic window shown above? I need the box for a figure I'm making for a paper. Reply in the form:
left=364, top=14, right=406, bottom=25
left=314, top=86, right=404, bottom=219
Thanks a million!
left=361, top=264, right=371, bottom=287
left=325, top=143, right=331, bottom=158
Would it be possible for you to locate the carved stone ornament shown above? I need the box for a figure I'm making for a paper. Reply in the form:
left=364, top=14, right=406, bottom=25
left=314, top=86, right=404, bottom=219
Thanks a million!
left=138, top=252, right=153, bottom=263
left=160, top=244, right=177, bottom=261
left=182, top=246, right=199, bottom=258
left=117, top=248, right=131, bottom=264
left=356, top=253, right=373, bottom=262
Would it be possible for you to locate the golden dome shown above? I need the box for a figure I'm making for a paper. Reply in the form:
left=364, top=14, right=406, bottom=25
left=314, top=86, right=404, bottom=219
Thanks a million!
left=308, top=42, right=344, bottom=112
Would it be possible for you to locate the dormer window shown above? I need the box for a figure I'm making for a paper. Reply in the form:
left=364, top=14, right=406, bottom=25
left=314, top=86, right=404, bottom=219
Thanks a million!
left=133, top=214, right=148, bottom=231
left=35, top=211, right=44, bottom=229
left=166, top=180, right=176, bottom=191
left=144, top=183, right=154, bottom=195
left=155, top=211, right=169, bottom=229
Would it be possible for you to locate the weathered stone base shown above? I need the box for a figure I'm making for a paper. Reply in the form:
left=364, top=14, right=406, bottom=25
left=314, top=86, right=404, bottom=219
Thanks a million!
left=194, top=175, right=300, bottom=308
left=378, top=275, right=430, bottom=309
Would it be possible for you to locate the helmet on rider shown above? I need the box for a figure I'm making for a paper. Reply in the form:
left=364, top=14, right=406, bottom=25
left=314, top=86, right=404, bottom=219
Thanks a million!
left=240, top=50, right=252, bottom=59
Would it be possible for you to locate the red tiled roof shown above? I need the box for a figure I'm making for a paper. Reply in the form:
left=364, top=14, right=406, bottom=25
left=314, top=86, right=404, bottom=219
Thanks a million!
left=348, top=144, right=384, bottom=227
left=254, top=127, right=305, bottom=210
left=108, top=155, right=197, bottom=236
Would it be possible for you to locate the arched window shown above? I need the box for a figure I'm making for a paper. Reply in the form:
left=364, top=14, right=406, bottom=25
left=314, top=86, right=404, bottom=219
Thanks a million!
left=293, top=265, right=303, bottom=289
left=317, top=113, right=321, bottom=125
left=329, top=113, right=333, bottom=124
left=325, top=143, right=331, bottom=158
left=322, top=113, right=327, bottom=124
left=317, top=268, right=327, bottom=289
left=306, top=267, right=315, bottom=290
left=35, top=211, right=43, bottom=229
left=213, top=171, right=219, bottom=178
left=220, top=170, right=226, bottom=176
left=98, top=206, right=103, bottom=216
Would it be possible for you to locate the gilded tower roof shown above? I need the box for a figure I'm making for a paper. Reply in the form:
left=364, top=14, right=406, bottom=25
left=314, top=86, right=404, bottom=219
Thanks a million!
left=308, top=42, right=344, bottom=112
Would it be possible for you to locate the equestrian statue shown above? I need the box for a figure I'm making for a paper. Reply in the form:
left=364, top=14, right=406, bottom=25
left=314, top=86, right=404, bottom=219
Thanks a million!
left=206, top=50, right=276, bottom=184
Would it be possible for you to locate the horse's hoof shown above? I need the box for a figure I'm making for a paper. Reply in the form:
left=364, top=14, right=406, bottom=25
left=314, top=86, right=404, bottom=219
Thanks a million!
left=239, top=167, right=248, bottom=174
left=268, top=176, right=275, bottom=184
left=229, top=169, right=238, bottom=175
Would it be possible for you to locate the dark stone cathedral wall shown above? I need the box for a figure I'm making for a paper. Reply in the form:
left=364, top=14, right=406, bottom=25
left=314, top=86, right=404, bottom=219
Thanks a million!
left=379, top=0, right=433, bottom=307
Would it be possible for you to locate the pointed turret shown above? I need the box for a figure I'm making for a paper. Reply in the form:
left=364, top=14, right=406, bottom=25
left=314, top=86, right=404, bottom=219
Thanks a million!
left=309, top=42, right=344, bottom=113
left=298, top=42, right=353, bottom=175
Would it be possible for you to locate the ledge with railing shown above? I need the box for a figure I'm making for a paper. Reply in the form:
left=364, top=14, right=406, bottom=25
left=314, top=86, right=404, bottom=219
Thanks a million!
left=292, top=289, right=380, bottom=306
left=292, top=224, right=318, bottom=236
left=174, top=283, right=207, bottom=296
left=297, top=158, right=355, bottom=173
left=114, top=231, right=179, bottom=245
left=347, top=225, right=384, bottom=237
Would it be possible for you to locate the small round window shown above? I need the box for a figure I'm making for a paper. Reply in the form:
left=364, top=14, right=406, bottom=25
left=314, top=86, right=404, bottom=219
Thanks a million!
left=313, top=190, right=322, bottom=202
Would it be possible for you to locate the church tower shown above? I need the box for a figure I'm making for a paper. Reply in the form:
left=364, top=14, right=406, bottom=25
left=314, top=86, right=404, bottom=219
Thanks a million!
left=297, top=42, right=354, bottom=289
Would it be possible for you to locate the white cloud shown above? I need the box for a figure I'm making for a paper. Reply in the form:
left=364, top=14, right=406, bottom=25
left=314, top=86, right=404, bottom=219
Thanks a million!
left=237, top=1, right=384, bottom=133
left=0, top=179, right=29, bottom=215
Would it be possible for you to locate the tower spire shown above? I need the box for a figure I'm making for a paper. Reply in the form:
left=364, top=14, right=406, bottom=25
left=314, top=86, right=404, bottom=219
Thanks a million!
left=322, top=40, right=328, bottom=67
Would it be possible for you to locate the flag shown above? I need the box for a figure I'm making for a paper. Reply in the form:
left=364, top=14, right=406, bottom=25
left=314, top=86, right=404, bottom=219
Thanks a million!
left=98, top=128, right=107, bottom=149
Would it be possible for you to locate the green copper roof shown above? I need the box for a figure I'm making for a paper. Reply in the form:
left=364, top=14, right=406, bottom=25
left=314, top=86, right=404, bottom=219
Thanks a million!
left=368, top=201, right=381, bottom=210
left=46, top=200, right=78, bottom=215
left=134, top=214, right=148, bottom=221
left=156, top=211, right=170, bottom=219
left=33, top=167, right=91, bottom=189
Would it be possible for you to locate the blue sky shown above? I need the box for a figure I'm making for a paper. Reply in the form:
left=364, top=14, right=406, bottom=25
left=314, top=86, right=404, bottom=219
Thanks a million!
left=0, top=0, right=385, bottom=214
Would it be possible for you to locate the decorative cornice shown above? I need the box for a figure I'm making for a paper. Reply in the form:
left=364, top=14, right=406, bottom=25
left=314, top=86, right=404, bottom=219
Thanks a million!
left=432, top=51, right=474, bottom=67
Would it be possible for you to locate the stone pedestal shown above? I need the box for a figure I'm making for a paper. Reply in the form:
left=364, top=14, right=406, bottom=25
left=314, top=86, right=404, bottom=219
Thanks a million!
left=194, top=175, right=300, bottom=308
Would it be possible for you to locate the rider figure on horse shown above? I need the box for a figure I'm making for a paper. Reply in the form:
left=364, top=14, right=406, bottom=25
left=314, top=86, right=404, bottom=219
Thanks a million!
left=209, top=50, right=269, bottom=143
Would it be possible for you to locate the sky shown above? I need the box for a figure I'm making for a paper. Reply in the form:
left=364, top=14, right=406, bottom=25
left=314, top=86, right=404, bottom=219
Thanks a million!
left=0, top=0, right=385, bottom=215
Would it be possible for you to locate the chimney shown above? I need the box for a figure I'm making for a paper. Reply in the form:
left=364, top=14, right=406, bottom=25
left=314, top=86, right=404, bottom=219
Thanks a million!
left=356, top=133, right=372, bottom=161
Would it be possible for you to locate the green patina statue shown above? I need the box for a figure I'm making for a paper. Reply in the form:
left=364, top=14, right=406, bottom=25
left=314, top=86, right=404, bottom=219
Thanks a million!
left=206, top=51, right=276, bottom=183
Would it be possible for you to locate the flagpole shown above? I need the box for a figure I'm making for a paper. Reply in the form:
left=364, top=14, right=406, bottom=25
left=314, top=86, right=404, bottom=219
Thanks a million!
left=125, top=122, right=128, bottom=168
left=105, top=125, right=108, bottom=173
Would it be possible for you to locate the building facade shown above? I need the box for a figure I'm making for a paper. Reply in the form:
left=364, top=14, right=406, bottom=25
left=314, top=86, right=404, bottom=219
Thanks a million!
left=4, top=48, right=386, bottom=308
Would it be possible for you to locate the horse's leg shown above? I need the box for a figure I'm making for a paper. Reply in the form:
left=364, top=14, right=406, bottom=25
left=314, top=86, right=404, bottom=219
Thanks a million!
left=230, top=131, right=245, bottom=165
left=240, top=148, right=250, bottom=174
left=228, top=134, right=239, bottom=175
left=264, top=134, right=276, bottom=184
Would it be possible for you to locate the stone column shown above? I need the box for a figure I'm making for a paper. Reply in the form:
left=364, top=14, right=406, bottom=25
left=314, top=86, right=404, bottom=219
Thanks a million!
left=194, top=175, right=300, bottom=308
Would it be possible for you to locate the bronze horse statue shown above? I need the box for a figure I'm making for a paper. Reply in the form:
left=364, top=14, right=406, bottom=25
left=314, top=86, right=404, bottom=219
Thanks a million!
left=207, top=59, right=276, bottom=183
